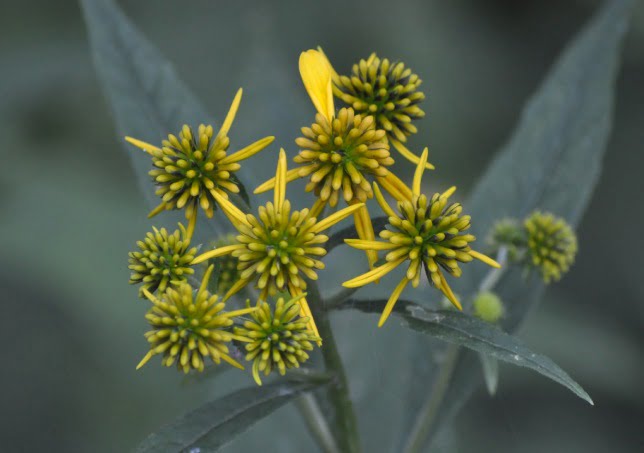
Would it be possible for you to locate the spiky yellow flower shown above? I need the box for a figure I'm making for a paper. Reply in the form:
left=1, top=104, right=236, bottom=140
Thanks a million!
left=318, top=48, right=432, bottom=169
left=343, top=149, right=500, bottom=327
left=125, top=88, right=274, bottom=238
left=136, top=265, right=256, bottom=373
left=235, top=295, right=320, bottom=385
left=255, top=49, right=416, bottom=270
left=192, top=149, right=363, bottom=339
left=209, top=234, right=242, bottom=294
left=128, top=223, right=197, bottom=295
left=524, top=211, right=577, bottom=283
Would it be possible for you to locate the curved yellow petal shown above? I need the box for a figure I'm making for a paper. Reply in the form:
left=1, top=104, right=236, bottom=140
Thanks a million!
left=390, top=139, right=435, bottom=170
left=469, top=250, right=502, bottom=268
left=379, top=172, right=413, bottom=202
left=220, top=353, right=245, bottom=370
left=342, top=257, right=406, bottom=288
left=344, top=239, right=397, bottom=251
left=210, top=190, right=251, bottom=228
left=300, top=50, right=335, bottom=121
left=412, top=147, right=429, bottom=198
left=311, top=203, right=363, bottom=233
left=316, top=46, right=340, bottom=81
left=352, top=202, right=378, bottom=269
left=373, top=182, right=398, bottom=218
left=215, top=88, right=243, bottom=141
left=254, top=168, right=303, bottom=194
left=274, top=148, right=287, bottom=212
left=220, top=136, right=275, bottom=164
left=125, top=136, right=160, bottom=154
left=378, top=276, right=410, bottom=327
left=437, top=269, right=462, bottom=311
left=191, top=244, right=245, bottom=265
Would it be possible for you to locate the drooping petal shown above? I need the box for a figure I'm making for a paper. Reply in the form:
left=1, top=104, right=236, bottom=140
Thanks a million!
left=299, top=50, right=335, bottom=121
left=372, top=182, right=398, bottom=218
left=469, top=250, right=502, bottom=268
left=378, top=172, right=413, bottom=202
left=378, top=277, right=410, bottom=327
left=342, top=257, right=406, bottom=288
left=412, top=147, right=429, bottom=198
left=390, top=139, right=435, bottom=170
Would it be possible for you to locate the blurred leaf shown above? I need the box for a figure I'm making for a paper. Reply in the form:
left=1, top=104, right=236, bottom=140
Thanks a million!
left=402, top=0, right=632, bottom=448
left=136, top=378, right=328, bottom=453
left=478, top=353, right=499, bottom=396
left=81, top=0, right=251, bottom=241
left=337, top=300, right=592, bottom=404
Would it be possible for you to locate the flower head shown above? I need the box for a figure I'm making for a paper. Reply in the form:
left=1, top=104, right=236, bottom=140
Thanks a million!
left=473, top=291, right=505, bottom=323
left=128, top=223, right=197, bottom=295
left=235, top=295, right=320, bottom=385
left=192, top=149, right=364, bottom=339
left=136, top=265, right=255, bottom=373
left=343, top=149, right=500, bottom=327
left=125, top=89, right=274, bottom=238
left=524, top=211, right=577, bottom=283
left=488, top=218, right=526, bottom=261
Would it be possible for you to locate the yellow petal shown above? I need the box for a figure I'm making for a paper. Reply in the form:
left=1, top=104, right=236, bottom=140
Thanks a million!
left=412, top=147, right=429, bottom=198
left=316, top=46, right=340, bottom=80
left=311, top=203, right=364, bottom=233
left=379, top=172, right=413, bottom=202
left=441, top=186, right=457, bottom=199
left=378, top=277, right=410, bottom=327
left=342, top=257, right=406, bottom=288
left=215, top=88, right=243, bottom=141
left=225, top=306, right=259, bottom=318
left=220, top=136, right=275, bottom=164
left=222, top=278, right=252, bottom=302
left=469, top=250, right=502, bottom=268
left=254, top=168, right=302, bottom=194
left=353, top=202, right=378, bottom=269
left=390, top=139, right=435, bottom=170
left=308, top=198, right=328, bottom=220
left=372, top=182, right=398, bottom=218
left=288, top=284, right=321, bottom=343
left=274, top=148, right=287, bottom=212
left=300, top=50, right=334, bottom=121
left=344, top=239, right=397, bottom=251
left=191, top=244, right=245, bottom=265
left=186, top=210, right=197, bottom=241
left=136, top=351, right=154, bottom=370
left=198, top=264, right=215, bottom=295
left=147, top=202, right=167, bottom=218
left=210, top=190, right=251, bottom=228
left=125, top=136, right=160, bottom=154
left=220, top=353, right=245, bottom=370
left=437, top=269, right=462, bottom=310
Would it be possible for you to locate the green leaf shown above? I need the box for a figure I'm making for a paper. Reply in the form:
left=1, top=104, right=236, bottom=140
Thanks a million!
left=402, top=1, right=632, bottom=448
left=136, top=378, right=328, bottom=453
left=80, top=0, right=249, bottom=241
left=337, top=300, right=592, bottom=404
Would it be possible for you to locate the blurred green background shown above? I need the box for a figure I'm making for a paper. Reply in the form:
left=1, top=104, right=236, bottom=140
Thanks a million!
left=2, top=0, right=643, bottom=451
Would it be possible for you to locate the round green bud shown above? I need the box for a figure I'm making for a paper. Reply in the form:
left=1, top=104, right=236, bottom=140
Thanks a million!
left=473, top=291, right=505, bottom=323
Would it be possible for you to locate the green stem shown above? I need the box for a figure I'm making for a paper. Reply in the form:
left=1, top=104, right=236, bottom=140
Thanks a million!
left=295, top=393, right=340, bottom=453
left=307, top=281, right=361, bottom=453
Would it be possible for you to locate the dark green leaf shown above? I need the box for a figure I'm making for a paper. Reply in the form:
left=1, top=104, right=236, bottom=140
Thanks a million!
left=338, top=300, right=592, bottom=404
left=137, top=378, right=328, bottom=453
left=81, top=0, right=250, bottom=241
left=402, top=1, right=632, bottom=448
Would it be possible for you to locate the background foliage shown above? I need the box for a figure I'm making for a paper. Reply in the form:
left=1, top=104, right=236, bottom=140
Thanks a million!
left=1, top=0, right=643, bottom=452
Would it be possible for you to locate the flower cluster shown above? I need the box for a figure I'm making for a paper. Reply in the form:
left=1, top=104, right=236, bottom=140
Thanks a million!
left=124, top=48, right=577, bottom=385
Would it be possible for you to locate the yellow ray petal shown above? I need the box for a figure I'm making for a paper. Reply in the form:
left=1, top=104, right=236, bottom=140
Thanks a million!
left=441, top=186, right=457, bottom=199
left=274, top=148, right=287, bottom=212
left=316, top=46, right=340, bottom=80
left=437, top=269, right=462, bottom=310
left=225, top=306, right=259, bottom=318
left=353, top=203, right=377, bottom=269
left=220, top=353, right=245, bottom=370
left=147, top=201, right=167, bottom=218
left=378, top=277, right=410, bottom=327
left=308, top=198, right=328, bottom=220
left=379, top=172, right=413, bottom=202
left=469, top=250, right=502, bottom=268
left=125, top=136, right=160, bottom=154
left=222, top=278, right=252, bottom=302
left=342, top=257, right=406, bottom=288
left=300, top=50, right=334, bottom=121
left=412, top=147, right=429, bottom=198
left=186, top=210, right=197, bottom=241
left=215, top=88, right=243, bottom=141
left=288, top=284, right=320, bottom=343
left=220, top=136, right=275, bottom=164
left=390, top=139, right=435, bottom=170
left=191, top=244, right=245, bottom=265
left=136, top=351, right=154, bottom=370
left=344, top=239, right=398, bottom=251
left=311, top=203, right=363, bottom=233
left=254, top=168, right=302, bottom=194
left=198, top=264, right=215, bottom=295
left=372, top=182, right=398, bottom=218
left=210, top=190, right=251, bottom=228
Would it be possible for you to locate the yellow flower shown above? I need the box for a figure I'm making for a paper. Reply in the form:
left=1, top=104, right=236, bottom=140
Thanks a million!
left=319, top=48, right=432, bottom=170
left=136, top=265, right=256, bottom=373
left=128, top=223, right=197, bottom=295
left=234, top=295, right=320, bottom=385
left=125, top=88, right=274, bottom=239
left=524, top=211, right=577, bottom=283
left=191, top=149, right=363, bottom=340
left=342, top=149, right=500, bottom=327
left=255, top=49, right=416, bottom=270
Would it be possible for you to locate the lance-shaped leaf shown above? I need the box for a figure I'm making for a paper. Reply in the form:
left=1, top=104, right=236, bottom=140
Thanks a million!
left=401, top=0, right=632, bottom=449
left=337, top=300, right=592, bottom=404
left=137, top=378, right=328, bottom=452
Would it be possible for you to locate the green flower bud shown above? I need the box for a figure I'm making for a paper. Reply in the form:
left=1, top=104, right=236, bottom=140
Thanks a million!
left=473, top=291, right=505, bottom=323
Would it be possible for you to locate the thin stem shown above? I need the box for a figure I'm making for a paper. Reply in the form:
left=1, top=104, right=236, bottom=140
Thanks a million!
left=325, top=286, right=362, bottom=310
left=403, top=344, right=460, bottom=453
left=403, top=249, right=509, bottom=452
left=295, top=393, right=340, bottom=453
left=307, top=281, right=361, bottom=453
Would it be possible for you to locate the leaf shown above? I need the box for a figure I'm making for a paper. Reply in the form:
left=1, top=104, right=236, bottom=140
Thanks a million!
left=478, top=352, right=499, bottom=396
left=137, top=378, right=328, bottom=453
left=401, top=0, right=632, bottom=448
left=337, top=300, right=592, bottom=404
left=81, top=0, right=250, bottom=241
